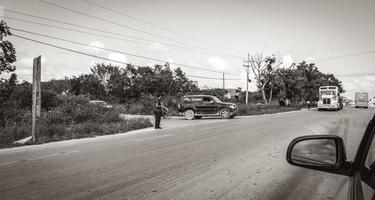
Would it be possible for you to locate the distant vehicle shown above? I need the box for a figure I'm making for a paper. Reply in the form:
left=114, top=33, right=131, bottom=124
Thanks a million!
left=355, top=92, right=368, bottom=109
left=89, top=100, right=112, bottom=109
left=317, top=86, right=341, bottom=111
left=286, top=114, right=375, bottom=200
left=370, top=98, right=375, bottom=107
left=177, top=95, right=238, bottom=120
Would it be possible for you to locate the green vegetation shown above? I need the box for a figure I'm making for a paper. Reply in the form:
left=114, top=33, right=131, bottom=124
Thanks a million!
left=237, top=103, right=300, bottom=116
left=0, top=94, right=152, bottom=148
left=248, top=54, right=344, bottom=106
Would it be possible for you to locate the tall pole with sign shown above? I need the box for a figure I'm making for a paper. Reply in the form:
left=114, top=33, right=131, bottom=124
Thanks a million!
left=32, top=56, right=41, bottom=142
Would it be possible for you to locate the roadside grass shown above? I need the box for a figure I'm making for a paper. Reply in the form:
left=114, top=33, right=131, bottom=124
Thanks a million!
left=0, top=116, right=152, bottom=149
left=0, top=95, right=153, bottom=149
left=237, top=103, right=300, bottom=116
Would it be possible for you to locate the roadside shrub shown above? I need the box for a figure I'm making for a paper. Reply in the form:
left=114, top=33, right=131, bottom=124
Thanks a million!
left=0, top=93, right=153, bottom=148
left=101, top=109, right=122, bottom=123
left=237, top=102, right=300, bottom=115
left=0, top=125, right=30, bottom=148
left=36, top=123, right=69, bottom=141
left=121, top=95, right=179, bottom=115
left=71, top=122, right=102, bottom=138
left=122, top=118, right=153, bottom=130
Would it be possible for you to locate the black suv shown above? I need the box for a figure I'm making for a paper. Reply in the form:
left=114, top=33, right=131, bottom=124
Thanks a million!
left=177, top=95, right=238, bottom=120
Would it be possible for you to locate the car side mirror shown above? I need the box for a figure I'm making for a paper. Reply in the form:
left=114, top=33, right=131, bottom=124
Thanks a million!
left=287, top=135, right=350, bottom=175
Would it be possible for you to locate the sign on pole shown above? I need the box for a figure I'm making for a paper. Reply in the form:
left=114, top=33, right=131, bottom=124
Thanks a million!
left=32, top=56, right=41, bottom=142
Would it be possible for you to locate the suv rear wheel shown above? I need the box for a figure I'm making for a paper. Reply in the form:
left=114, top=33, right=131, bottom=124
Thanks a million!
left=184, top=109, right=195, bottom=120
left=220, top=108, right=231, bottom=119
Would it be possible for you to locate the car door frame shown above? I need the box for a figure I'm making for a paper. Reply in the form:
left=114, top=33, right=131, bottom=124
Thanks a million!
left=349, top=115, right=375, bottom=200
left=191, top=96, right=204, bottom=115
left=200, top=96, right=217, bottom=115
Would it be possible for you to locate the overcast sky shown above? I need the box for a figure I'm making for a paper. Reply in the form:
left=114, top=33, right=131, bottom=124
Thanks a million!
left=1, top=0, right=374, bottom=99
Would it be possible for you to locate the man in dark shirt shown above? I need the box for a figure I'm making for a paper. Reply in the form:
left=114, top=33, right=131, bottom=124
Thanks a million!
left=154, top=94, right=162, bottom=129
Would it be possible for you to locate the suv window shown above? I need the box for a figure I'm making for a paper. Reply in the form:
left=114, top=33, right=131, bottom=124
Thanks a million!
left=202, top=97, right=212, bottom=103
left=191, top=97, right=202, bottom=102
left=182, top=97, right=191, bottom=103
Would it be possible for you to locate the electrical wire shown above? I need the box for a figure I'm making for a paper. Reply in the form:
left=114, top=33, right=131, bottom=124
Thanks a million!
left=2, top=11, right=221, bottom=54
left=186, top=75, right=241, bottom=80
left=11, top=32, right=240, bottom=75
left=37, top=0, right=243, bottom=59
left=2, top=16, right=233, bottom=57
left=81, top=0, right=245, bottom=55
left=335, top=72, right=375, bottom=77
left=315, top=50, right=375, bottom=61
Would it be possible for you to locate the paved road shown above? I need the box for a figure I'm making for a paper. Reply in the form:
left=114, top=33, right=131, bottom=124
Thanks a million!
left=0, top=108, right=374, bottom=200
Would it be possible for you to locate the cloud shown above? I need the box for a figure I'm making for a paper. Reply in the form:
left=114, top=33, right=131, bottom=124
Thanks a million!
left=0, top=6, right=4, bottom=16
left=18, top=57, right=47, bottom=66
left=147, top=43, right=168, bottom=51
left=85, top=41, right=105, bottom=53
left=304, top=57, right=315, bottom=62
left=107, top=52, right=127, bottom=65
left=342, top=77, right=375, bottom=100
left=207, top=57, right=230, bottom=71
left=282, top=54, right=294, bottom=67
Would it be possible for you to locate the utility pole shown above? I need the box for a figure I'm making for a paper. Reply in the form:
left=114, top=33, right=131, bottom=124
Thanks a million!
left=32, top=56, right=41, bottom=142
left=222, top=73, right=225, bottom=90
left=243, top=53, right=251, bottom=104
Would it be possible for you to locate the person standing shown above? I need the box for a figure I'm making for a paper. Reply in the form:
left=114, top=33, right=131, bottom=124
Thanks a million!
left=154, top=94, right=162, bottom=129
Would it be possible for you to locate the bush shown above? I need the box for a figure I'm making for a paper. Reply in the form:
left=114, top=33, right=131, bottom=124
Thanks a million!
left=237, top=103, right=300, bottom=115
left=36, top=123, right=70, bottom=142
left=119, top=95, right=180, bottom=115
left=0, top=94, right=153, bottom=148
left=0, top=125, right=30, bottom=148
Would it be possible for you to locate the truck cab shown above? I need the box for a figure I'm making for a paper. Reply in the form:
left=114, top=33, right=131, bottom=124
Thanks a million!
left=318, top=86, right=341, bottom=111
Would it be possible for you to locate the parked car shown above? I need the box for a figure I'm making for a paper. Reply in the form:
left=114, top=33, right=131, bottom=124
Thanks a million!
left=177, top=95, right=238, bottom=120
left=286, top=114, right=375, bottom=199
left=89, top=100, right=112, bottom=109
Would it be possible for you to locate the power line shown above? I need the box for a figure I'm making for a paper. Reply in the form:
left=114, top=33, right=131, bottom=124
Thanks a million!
left=11, top=32, right=239, bottom=75
left=13, top=33, right=236, bottom=83
left=13, top=33, right=230, bottom=81
left=81, top=0, right=244, bottom=56
left=37, top=0, right=243, bottom=59
left=315, top=50, right=375, bottom=61
left=3, top=10, right=222, bottom=55
left=335, top=72, right=375, bottom=77
left=186, top=75, right=241, bottom=80
left=2, top=16, right=233, bottom=57
left=13, top=34, right=132, bottom=65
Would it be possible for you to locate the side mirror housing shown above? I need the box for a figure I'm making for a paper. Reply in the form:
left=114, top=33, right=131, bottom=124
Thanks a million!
left=286, top=135, right=351, bottom=176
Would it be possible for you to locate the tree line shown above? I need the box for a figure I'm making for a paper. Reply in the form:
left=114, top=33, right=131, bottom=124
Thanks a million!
left=248, top=54, right=344, bottom=105
left=42, top=63, right=199, bottom=103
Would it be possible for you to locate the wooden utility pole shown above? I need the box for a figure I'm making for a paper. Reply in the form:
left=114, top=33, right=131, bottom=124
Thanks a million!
left=32, top=56, right=41, bottom=142
left=243, top=53, right=251, bottom=104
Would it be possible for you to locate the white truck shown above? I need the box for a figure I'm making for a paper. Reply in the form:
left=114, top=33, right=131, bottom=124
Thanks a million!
left=355, top=92, right=368, bottom=109
left=318, top=86, right=341, bottom=111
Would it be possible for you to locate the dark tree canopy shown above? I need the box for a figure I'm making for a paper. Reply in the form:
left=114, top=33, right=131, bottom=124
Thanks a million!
left=0, top=21, right=16, bottom=74
left=269, top=61, right=344, bottom=103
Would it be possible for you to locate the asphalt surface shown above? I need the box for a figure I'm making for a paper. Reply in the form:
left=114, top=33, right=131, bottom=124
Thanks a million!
left=0, top=108, right=374, bottom=200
